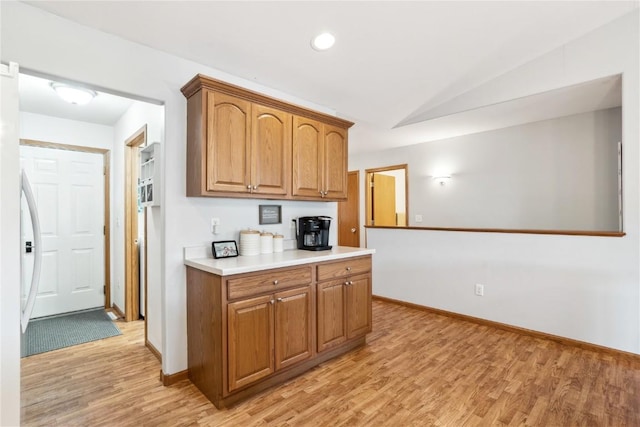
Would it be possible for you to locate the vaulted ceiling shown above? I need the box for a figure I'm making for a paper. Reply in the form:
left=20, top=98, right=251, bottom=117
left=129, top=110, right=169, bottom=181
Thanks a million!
left=20, top=1, right=638, bottom=153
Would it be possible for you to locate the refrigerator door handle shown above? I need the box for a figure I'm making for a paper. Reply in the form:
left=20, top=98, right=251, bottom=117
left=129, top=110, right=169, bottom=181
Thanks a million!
left=21, top=171, right=42, bottom=333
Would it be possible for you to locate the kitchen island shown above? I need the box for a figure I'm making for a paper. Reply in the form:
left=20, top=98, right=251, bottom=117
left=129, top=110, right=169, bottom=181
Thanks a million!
left=184, top=246, right=375, bottom=408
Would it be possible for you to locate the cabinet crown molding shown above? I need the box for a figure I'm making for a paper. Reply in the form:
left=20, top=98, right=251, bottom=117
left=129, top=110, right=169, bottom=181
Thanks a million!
left=181, top=74, right=354, bottom=129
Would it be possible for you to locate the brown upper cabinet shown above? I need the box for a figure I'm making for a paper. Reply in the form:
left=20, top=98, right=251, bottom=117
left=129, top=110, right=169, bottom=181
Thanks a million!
left=182, top=74, right=354, bottom=201
left=292, top=118, right=348, bottom=200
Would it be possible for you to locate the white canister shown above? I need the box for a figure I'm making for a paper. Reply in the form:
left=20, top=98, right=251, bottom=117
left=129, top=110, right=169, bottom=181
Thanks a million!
left=260, top=232, right=273, bottom=254
left=273, top=234, right=284, bottom=253
left=239, top=229, right=260, bottom=256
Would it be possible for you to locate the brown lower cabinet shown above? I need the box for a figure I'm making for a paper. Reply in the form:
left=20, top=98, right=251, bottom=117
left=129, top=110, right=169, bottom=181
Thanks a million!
left=186, top=255, right=372, bottom=409
left=227, top=286, right=312, bottom=392
left=317, top=274, right=372, bottom=352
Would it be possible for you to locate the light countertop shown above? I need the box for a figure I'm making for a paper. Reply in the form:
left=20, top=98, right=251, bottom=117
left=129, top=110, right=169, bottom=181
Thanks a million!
left=184, top=246, right=375, bottom=276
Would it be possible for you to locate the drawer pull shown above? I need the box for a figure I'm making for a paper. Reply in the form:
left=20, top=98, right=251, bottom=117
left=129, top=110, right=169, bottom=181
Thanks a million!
left=276, top=298, right=283, bottom=302
left=273, top=280, right=279, bottom=285
left=346, top=267, right=352, bottom=271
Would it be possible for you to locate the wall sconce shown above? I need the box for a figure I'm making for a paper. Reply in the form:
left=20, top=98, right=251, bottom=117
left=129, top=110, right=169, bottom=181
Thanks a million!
left=433, top=175, right=451, bottom=185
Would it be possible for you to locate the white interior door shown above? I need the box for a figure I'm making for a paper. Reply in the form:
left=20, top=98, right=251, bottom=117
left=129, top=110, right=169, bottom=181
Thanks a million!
left=20, top=145, right=105, bottom=318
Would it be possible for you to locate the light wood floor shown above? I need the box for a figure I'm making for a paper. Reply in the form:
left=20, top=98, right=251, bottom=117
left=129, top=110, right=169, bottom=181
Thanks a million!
left=21, top=300, right=640, bottom=426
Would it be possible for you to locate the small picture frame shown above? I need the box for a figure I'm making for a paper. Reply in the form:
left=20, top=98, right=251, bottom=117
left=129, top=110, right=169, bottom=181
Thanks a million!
left=212, top=240, right=238, bottom=259
left=146, top=183, right=153, bottom=203
left=259, top=205, right=282, bottom=225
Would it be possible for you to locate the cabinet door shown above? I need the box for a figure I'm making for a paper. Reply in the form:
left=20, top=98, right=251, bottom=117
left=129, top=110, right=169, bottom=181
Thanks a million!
left=206, top=91, right=251, bottom=193
left=346, top=274, right=372, bottom=339
left=275, top=286, right=312, bottom=370
left=252, top=105, right=291, bottom=196
left=317, top=280, right=347, bottom=352
left=323, top=124, right=348, bottom=200
left=228, top=294, right=274, bottom=392
left=292, top=116, right=323, bottom=198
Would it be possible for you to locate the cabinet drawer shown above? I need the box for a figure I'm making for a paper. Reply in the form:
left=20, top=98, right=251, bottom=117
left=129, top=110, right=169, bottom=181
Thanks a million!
left=317, top=256, right=371, bottom=281
left=227, top=266, right=312, bottom=300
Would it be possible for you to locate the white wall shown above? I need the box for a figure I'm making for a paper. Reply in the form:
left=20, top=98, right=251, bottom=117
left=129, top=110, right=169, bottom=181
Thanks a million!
left=185, top=198, right=337, bottom=249
left=112, top=101, right=164, bottom=352
left=1, top=2, right=340, bottom=378
left=19, top=111, right=114, bottom=150
left=367, top=227, right=638, bottom=351
left=355, top=108, right=621, bottom=231
left=356, top=12, right=640, bottom=354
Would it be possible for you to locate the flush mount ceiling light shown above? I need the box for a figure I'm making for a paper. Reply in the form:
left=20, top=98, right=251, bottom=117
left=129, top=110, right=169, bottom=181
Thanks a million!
left=311, top=32, right=335, bottom=51
left=433, top=175, right=452, bottom=186
left=50, top=82, right=97, bottom=105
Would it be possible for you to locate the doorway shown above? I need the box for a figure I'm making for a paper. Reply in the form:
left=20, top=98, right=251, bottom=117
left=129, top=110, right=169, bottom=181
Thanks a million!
left=365, top=164, right=409, bottom=227
left=124, top=125, right=146, bottom=323
left=16, top=69, right=165, bottom=424
left=19, top=140, right=111, bottom=316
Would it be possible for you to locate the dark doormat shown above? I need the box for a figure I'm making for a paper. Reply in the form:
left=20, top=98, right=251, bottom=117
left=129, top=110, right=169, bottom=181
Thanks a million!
left=21, top=308, right=121, bottom=357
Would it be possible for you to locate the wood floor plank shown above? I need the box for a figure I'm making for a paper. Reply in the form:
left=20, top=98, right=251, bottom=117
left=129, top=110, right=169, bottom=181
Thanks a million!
left=21, top=300, right=640, bottom=426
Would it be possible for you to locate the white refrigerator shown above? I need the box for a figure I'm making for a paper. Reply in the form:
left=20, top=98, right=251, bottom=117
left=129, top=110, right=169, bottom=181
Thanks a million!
left=1, top=61, right=43, bottom=425
left=1, top=61, right=23, bottom=425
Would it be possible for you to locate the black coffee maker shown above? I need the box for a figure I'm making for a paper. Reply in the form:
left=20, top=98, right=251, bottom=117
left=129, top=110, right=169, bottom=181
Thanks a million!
left=297, top=216, right=332, bottom=251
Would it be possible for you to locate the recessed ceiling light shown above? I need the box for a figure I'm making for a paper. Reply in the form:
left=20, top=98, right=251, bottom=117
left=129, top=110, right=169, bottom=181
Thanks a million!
left=311, top=32, right=335, bottom=51
left=50, top=82, right=97, bottom=105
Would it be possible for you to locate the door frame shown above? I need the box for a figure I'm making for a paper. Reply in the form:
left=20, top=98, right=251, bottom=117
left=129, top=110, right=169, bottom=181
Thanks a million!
left=19, top=138, right=111, bottom=309
left=124, top=125, right=146, bottom=322
left=365, top=164, right=409, bottom=227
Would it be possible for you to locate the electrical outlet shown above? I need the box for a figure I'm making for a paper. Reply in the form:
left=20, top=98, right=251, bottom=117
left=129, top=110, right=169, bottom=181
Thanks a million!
left=415, top=214, right=423, bottom=223
left=475, top=283, right=484, bottom=296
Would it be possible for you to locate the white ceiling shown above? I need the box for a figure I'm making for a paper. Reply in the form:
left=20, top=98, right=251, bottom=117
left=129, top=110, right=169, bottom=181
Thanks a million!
left=19, top=73, right=134, bottom=126
left=21, top=1, right=636, bottom=152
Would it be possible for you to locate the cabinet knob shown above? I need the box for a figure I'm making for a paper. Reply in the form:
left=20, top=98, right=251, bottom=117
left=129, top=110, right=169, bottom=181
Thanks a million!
left=270, top=299, right=275, bottom=305
left=323, top=191, right=328, bottom=196
left=351, top=228, right=357, bottom=233
left=246, top=185, right=252, bottom=191
left=318, top=190, right=324, bottom=197
left=253, top=185, right=257, bottom=190
left=276, top=298, right=283, bottom=302
left=273, top=280, right=279, bottom=285
left=346, top=267, right=351, bottom=271
left=344, top=280, right=352, bottom=286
